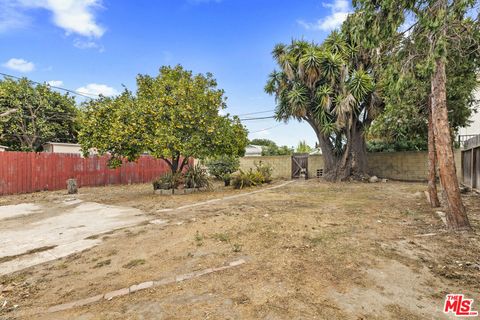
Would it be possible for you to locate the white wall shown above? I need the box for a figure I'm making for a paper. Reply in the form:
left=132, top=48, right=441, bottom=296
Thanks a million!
left=458, top=88, right=480, bottom=135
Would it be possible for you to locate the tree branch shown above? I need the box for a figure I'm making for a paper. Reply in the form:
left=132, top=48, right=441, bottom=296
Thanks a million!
left=0, top=108, right=17, bottom=117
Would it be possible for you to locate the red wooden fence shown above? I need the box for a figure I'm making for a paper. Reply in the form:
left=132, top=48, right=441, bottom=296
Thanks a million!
left=0, top=152, right=178, bottom=195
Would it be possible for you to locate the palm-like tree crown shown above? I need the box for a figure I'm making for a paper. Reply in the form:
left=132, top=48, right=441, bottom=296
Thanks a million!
left=265, top=32, right=379, bottom=150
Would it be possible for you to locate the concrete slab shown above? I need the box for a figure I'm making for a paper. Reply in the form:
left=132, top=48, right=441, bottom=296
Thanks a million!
left=0, top=201, right=146, bottom=276
left=0, top=203, right=41, bottom=220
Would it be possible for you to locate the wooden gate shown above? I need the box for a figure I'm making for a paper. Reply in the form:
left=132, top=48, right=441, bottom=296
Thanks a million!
left=291, top=154, right=308, bottom=179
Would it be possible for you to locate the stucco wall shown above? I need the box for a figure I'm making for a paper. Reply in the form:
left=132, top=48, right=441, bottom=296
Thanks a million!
left=240, top=150, right=462, bottom=181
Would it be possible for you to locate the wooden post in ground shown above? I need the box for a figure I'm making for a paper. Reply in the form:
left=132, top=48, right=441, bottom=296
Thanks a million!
left=67, top=179, right=78, bottom=194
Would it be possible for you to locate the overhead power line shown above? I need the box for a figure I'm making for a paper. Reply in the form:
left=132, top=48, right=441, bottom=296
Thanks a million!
left=235, top=109, right=275, bottom=116
left=250, top=123, right=283, bottom=133
left=239, top=116, right=276, bottom=121
left=0, top=72, right=278, bottom=119
left=0, top=72, right=99, bottom=99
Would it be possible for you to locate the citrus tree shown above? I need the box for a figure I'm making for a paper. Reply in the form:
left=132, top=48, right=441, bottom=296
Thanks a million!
left=79, top=65, right=248, bottom=173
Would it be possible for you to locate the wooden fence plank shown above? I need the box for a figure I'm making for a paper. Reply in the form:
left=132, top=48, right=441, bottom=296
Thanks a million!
left=0, top=152, right=179, bottom=195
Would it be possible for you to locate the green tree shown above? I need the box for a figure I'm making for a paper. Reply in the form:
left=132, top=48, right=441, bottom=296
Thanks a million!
left=0, top=78, right=79, bottom=151
left=295, top=140, right=312, bottom=153
left=368, top=18, right=479, bottom=151
left=353, top=0, right=478, bottom=230
left=250, top=138, right=277, bottom=148
left=250, top=138, right=293, bottom=156
left=265, top=34, right=382, bottom=181
left=79, top=65, right=248, bottom=173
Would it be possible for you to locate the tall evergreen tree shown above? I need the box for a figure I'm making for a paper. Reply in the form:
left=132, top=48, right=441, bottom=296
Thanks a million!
left=354, top=0, right=479, bottom=230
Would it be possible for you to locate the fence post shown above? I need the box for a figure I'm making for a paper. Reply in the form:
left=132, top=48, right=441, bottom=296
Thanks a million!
left=471, top=148, right=475, bottom=189
left=473, top=147, right=478, bottom=189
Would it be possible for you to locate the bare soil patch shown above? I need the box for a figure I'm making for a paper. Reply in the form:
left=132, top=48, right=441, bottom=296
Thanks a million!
left=0, top=180, right=479, bottom=319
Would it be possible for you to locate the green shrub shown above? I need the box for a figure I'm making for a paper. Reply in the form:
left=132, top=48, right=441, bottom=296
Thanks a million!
left=184, top=164, right=210, bottom=189
left=231, top=162, right=273, bottom=189
left=231, top=169, right=262, bottom=189
left=153, top=172, right=183, bottom=190
left=254, top=162, right=273, bottom=183
left=205, top=155, right=240, bottom=186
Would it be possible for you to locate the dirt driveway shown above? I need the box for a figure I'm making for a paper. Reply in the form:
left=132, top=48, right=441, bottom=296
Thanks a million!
left=0, top=180, right=479, bottom=319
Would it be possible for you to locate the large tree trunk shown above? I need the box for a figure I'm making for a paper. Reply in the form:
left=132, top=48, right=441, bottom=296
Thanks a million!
left=162, top=155, right=181, bottom=174
left=427, top=95, right=441, bottom=208
left=306, top=117, right=368, bottom=181
left=162, top=154, right=189, bottom=174
left=332, top=124, right=368, bottom=181
left=431, top=57, right=471, bottom=231
left=314, top=125, right=368, bottom=182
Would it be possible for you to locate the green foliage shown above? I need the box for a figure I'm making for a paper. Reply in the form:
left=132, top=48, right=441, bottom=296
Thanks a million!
left=265, top=31, right=382, bottom=179
left=249, top=138, right=293, bottom=156
left=184, top=164, right=210, bottom=189
left=0, top=77, right=79, bottom=151
left=231, top=169, right=264, bottom=189
left=204, top=155, right=240, bottom=186
left=367, top=139, right=427, bottom=153
left=249, top=138, right=276, bottom=148
left=152, top=172, right=183, bottom=190
left=295, top=140, right=312, bottom=153
left=367, top=17, right=479, bottom=148
left=79, top=65, right=248, bottom=172
left=354, top=0, right=480, bottom=150
left=231, top=162, right=273, bottom=189
left=254, top=162, right=273, bottom=183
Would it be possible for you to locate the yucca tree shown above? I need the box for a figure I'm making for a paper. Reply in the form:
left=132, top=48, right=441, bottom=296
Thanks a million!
left=265, top=31, right=382, bottom=181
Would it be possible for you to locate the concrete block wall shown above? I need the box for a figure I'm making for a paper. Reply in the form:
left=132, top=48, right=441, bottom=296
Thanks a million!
left=308, top=155, right=325, bottom=179
left=367, top=152, right=429, bottom=181
left=239, top=150, right=462, bottom=182
left=239, top=156, right=291, bottom=179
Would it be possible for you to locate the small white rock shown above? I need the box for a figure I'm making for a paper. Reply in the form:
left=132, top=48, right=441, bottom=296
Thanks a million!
left=369, top=176, right=379, bottom=183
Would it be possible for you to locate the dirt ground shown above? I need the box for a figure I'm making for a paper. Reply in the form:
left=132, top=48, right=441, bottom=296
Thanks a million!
left=0, top=179, right=479, bottom=319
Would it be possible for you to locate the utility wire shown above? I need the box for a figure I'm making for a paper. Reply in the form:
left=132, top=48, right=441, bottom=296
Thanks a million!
left=239, top=116, right=276, bottom=121
left=235, top=109, right=275, bottom=116
left=0, top=72, right=99, bottom=99
left=249, top=123, right=283, bottom=133
left=1, top=72, right=279, bottom=119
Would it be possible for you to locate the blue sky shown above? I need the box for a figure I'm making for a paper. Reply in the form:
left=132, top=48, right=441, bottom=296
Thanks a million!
left=0, top=0, right=351, bottom=147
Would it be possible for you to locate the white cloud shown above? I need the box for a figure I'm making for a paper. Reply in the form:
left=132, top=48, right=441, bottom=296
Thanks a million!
left=47, top=80, right=63, bottom=86
left=76, top=83, right=117, bottom=97
left=298, top=0, right=351, bottom=31
left=19, top=0, right=105, bottom=37
left=0, top=0, right=104, bottom=38
left=2, top=58, right=35, bottom=72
